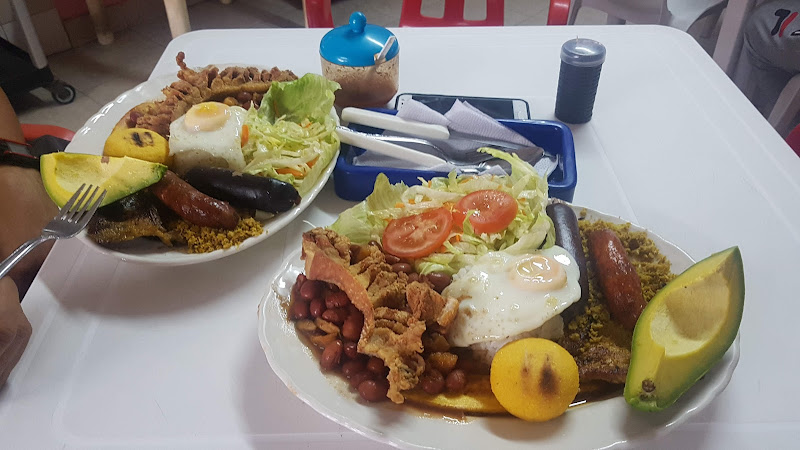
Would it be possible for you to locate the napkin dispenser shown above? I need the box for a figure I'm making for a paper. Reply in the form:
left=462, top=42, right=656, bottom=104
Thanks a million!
left=333, top=109, right=577, bottom=202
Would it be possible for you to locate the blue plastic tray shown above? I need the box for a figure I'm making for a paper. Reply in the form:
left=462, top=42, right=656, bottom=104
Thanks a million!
left=333, top=110, right=577, bottom=202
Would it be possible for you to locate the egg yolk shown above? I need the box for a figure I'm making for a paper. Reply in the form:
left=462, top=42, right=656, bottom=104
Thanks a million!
left=184, top=102, right=231, bottom=132
left=509, top=255, right=567, bottom=291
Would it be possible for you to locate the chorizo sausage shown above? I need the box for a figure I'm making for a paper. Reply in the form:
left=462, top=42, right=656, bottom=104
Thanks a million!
left=546, top=203, right=589, bottom=323
left=588, top=229, right=647, bottom=330
left=150, top=170, right=239, bottom=230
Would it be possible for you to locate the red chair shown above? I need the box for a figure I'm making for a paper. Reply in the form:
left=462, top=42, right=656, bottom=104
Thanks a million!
left=399, top=0, right=504, bottom=27
left=20, top=124, right=75, bottom=142
left=303, top=0, right=571, bottom=28
left=787, top=123, right=800, bottom=158
left=302, top=0, right=334, bottom=28
left=547, top=0, right=571, bottom=25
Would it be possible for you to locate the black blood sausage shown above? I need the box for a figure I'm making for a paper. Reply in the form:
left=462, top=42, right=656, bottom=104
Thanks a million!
left=546, top=203, right=590, bottom=324
left=184, top=167, right=301, bottom=213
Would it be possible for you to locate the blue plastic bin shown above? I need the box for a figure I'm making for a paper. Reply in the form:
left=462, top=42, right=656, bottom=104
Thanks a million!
left=333, top=111, right=577, bottom=202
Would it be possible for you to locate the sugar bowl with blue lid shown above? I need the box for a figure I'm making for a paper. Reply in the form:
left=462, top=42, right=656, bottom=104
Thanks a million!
left=320, top=12, right=400, bottom=108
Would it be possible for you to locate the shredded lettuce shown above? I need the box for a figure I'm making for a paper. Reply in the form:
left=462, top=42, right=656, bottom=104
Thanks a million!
left=241, top=73, right=340, bottom=196
left=331, top=148, right=554, bottom=275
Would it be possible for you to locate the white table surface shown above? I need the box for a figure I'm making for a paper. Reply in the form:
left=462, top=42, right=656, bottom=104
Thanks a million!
left=2, top=25, right=799, bottom=449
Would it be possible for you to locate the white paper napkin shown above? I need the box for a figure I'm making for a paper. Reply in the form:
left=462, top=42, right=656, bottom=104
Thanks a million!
left=351, top=99, right=532, bottom=173
left=395, top=99, right=451, bottom=127
left=440, top=100, right=535, bottom=147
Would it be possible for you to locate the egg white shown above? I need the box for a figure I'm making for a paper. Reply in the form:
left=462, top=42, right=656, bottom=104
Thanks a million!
left=169, top=105, right=247, bottom=174
left=444, top=246, right=582, bottom=347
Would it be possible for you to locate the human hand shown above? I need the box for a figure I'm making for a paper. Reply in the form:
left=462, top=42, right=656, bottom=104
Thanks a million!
left=0, top=277, right=32, bottom=385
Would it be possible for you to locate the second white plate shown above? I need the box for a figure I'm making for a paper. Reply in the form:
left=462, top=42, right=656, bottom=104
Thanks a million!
left=257, top=204, right=740, bottom=449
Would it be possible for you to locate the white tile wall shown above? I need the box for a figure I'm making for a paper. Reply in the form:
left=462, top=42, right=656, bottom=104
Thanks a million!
left=0, top=0, right=13, bottom=25
left=25, top=0, right=55, bottom=16
left=2, top=7, right=71, bottom=55
left=0, top=0, right=56, bottom=25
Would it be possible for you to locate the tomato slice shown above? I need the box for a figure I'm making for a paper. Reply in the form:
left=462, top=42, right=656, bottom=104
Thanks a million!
left=452, top=190, right=518, bottom=235
left=382, top=208, right=454, bottom=259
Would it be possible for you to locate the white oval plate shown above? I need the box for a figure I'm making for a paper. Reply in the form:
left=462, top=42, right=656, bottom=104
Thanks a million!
left=67, top=69, right=338, bottom=266
left=257, top=204, right=740, bottom=449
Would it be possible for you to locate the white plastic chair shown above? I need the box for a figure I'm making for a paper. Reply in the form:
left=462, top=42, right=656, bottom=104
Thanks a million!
left=722, top=0, right=798, bottom=136
left=768, top=74, right=800, bottom=136
left=568, top=0, right=727, bottom=32
left=163, top=0, right=234, bottom=38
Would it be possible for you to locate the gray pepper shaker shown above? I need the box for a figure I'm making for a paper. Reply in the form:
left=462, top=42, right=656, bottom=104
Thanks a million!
left=555, top=38, right=606, bottom=124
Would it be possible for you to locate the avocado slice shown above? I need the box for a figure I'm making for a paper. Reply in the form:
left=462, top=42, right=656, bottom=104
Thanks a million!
left=624, top=247, right=744, bottom=411
left=41, top=153, right=166, bottom=208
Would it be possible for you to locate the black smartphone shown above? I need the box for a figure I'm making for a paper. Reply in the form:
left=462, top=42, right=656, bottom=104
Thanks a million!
left=395, top=93, right=530, bottom=120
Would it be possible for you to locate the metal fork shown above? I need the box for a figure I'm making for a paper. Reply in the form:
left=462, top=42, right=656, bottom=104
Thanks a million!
left=0, top=184, right=107, bottom=280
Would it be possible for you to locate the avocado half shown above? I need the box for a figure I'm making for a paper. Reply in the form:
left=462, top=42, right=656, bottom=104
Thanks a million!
left=624, top=247, right=744, bottom=412
left=40, top=153, right=166, bottom=208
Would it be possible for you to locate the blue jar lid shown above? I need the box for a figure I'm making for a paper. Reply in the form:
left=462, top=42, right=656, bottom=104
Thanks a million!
left=320, top=12, right=399, bottom=67
left=560, top=38, right=606, bottom=67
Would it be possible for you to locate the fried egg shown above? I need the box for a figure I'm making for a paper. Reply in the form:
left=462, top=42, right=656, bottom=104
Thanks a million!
left=444, top=246, right=582, bottom=347
left=169, top=102, right=247, bottom=174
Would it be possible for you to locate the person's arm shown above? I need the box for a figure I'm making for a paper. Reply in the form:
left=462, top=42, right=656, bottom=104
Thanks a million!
left=0, top=88, right=49, bottom=386
left=0, top=277, right=31, bottom=385
left=0, top=89, right=24, bottom=143
left=0, top=88, right=58, bottom=298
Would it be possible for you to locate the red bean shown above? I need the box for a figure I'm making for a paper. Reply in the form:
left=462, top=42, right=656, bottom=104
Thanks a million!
left=349, top=370, right=373, bottom=389
left=289, top=300, right=309, bottom=320
left=425, top=272, right=452, bottom=293
left=445, top=369, right=467, bottom=393
left=320, top=340, right=343, bottom=370
left=309, top=298, right=326, bottom=318
left=300, top=280, right=323, bottom=300
left=407, top=272, right=420, bottom=283
left=321, top=307, right=347, bottom=325
left=341, top=360, right=366, bottom=378
left=420, top=370, right=445, bottom=395
left=341, top=312, right=364, bottom=342
left=291, top=275, right=304, bottom=296
left=366, top=357, right=387, bottom=375
left=358, top=379, right=389, bottom=402
left=384, top=254, right=401, bottom=264
left=343, top=341, right=359, bottom=360
left=291, top=283, right=302, bottom=302
left=391, top=263, right=413, bottom=273
left=325, top=291, right=351, bottom=309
